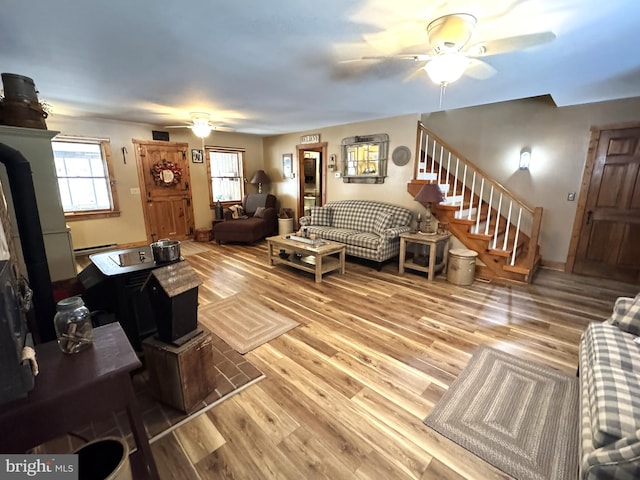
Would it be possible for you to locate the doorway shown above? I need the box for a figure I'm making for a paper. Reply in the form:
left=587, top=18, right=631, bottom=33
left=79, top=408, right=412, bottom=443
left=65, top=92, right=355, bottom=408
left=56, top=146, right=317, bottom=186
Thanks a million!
left=568, top=124, right=640, bottom=284
left=296, top=142, right=327, bottom=220
left=133, top=139, right=195, bottom=242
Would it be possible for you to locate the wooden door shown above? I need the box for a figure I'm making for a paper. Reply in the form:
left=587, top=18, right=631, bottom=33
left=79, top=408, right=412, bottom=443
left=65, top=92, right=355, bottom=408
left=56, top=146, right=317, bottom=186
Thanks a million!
left=133, top=140, right=194, bottom=242
left=573, top=126, right=640, bottom=283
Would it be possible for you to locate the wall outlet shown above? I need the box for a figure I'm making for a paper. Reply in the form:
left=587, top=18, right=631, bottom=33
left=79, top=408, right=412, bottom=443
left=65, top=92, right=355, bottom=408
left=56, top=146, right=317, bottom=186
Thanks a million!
left=334, top=172, right=341, bottom=178
left=130, top=187, right=140, bottom=195
left=567, top=192, right=576, bottom=201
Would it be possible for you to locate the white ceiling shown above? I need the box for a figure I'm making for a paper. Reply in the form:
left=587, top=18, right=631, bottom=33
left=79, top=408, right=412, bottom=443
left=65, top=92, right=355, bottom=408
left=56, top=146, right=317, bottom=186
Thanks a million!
left=2, top=0, right=640, bottom=135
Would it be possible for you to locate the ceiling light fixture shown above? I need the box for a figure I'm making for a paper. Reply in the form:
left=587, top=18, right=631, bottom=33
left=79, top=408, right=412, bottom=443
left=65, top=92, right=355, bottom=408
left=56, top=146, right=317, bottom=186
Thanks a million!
left=190, top=118, right=212, bottom=138
left=423, top=53, right=470, bottom=85
left=423, top=53, right=470, bottom=109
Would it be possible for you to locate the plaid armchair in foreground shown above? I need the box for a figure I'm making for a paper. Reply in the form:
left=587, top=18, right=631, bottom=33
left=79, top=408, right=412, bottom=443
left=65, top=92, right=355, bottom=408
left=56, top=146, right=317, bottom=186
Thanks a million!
left=579, top=293, right=640, bottom=479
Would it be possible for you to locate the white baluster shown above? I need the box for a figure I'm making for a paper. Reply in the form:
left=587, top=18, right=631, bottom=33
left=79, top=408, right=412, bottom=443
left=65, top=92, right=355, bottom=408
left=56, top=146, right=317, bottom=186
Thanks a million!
left=475, top=178, right=484, bottom=234
left=417, top=132, right=427, bottom=179
left=431, top=139, right=436, bottom=174
left=453, top=158, right=459, bottom=206
left=485, top=185, right=494, bottom=235
left=459, top=164, right=467, bottom=216
left=492, top=193, right=502, bottom=249
left=468, top=171, right=476, bottom=220
left=502, top=200, right=513, bottom=251
left=511, top=207, right=522, bottom=266
left=438, top=149, right=443, bottom=184
left=446, top=152, right=452, bottom=197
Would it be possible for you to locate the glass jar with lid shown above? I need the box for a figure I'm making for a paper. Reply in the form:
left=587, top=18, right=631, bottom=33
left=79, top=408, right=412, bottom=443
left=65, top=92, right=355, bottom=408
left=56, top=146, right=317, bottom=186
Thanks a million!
left=54, top=296, right=93, bottom=354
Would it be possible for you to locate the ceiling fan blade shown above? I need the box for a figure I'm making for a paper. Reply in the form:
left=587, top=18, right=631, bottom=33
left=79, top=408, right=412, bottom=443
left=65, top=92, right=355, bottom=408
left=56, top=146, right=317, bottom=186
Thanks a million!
left=464, top=58, right=497, bottom=80
left=212, top=126, right=235, bottom=132
left=333, top=56, right=422, bottom=81
left=403, top=65, right=428, bottom=83
left=362, top=22, right=428, bottom=55
left=164, top=125, right=189, bottom=129
left=467, top=31, right=556, bottom=57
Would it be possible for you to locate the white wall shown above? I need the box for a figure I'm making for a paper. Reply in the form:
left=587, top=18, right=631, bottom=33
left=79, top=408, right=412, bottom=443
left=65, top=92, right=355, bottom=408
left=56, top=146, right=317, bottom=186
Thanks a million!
left=421, top=96, right=640, bottom=264
left=48, top=95, right=640, bottom=264
left=47, top=116, right=264, bottom=249
left=263, top=113, right=421, bottom=218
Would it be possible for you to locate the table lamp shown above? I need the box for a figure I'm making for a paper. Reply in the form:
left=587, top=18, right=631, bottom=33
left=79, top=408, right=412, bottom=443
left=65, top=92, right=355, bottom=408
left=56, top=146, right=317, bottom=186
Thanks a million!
left=413, top=184, right=445, bottom=233
left=250, top=170, right=271, bottom=193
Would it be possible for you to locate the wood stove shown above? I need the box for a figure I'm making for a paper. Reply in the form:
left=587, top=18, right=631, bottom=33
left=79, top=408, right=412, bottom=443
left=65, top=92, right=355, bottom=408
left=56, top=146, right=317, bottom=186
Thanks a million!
left=78, top=245, right=184, bottom=351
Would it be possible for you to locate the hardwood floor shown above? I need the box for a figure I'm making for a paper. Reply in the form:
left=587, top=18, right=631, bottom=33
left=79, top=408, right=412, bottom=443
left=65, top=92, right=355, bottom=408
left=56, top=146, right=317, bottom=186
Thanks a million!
left=151, top=240, right=637, bottom=479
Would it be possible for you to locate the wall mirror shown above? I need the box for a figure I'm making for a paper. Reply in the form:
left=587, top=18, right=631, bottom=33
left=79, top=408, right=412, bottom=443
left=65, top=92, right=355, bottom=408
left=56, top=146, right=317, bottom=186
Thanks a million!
left=341, top=134, right=389, bottom=183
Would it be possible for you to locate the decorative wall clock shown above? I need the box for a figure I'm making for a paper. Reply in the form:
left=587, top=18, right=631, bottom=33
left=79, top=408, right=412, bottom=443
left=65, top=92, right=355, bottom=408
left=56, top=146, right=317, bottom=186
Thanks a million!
left=392, top=146, right=412, bottom=166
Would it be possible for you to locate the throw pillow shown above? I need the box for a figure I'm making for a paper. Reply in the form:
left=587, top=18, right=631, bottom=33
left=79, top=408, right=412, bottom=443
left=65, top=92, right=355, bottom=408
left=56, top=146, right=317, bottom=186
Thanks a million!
left=254, top=206, right=266, bottom=218
left=374, top=212, right=394, bottom=235
left=310, top=207, right=332, bottom=226
left=614, top=294, right=640, bottom=336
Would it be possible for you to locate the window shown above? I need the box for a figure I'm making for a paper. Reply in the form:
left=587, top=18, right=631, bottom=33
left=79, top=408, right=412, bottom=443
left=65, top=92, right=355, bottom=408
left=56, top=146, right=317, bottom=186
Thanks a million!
left=51, top=139, right=119, bottom=220
left=206, top=147, right=246, bottom=206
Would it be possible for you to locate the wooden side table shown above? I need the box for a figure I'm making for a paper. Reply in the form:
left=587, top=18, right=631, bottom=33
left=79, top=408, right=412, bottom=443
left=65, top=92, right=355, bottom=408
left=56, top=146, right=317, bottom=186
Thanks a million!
left=399, top=232, right=451, bottom=281
left=0, top=323, right=159, bottom=479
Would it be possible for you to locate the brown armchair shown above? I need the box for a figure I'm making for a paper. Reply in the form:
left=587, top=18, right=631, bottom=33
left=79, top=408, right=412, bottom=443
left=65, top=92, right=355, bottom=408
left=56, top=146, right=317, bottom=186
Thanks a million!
left=212, top=194, right=277, bottom=244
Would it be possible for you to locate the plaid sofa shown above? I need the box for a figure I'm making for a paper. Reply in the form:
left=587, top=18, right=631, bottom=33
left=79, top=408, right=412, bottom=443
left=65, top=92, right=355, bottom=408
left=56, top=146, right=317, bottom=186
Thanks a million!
left=298, top=200, right=412, bottom=264
left=579, top=294, right=640, bottom=479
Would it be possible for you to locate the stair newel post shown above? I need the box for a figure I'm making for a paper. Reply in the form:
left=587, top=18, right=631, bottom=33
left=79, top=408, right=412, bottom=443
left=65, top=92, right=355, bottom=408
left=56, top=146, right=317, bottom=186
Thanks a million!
left=475, top=178, right=485, bottom=234
left=511, top=207, right=523, bottom=266
left=485, top=185, right=494, bottom=235
left=468, top=171, right=476, bottom=220
left=493, top=193, right=502, bottom=249
left=459, top=164, right=467, bottom=216
left=503, top=200, right=513, bottom=251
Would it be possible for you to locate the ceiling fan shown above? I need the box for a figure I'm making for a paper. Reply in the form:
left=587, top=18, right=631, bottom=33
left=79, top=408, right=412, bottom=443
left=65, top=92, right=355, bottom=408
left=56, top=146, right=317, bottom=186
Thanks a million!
left=164, top=112, right=235, bottom=138
left=345, top=12, right=555, bottom=105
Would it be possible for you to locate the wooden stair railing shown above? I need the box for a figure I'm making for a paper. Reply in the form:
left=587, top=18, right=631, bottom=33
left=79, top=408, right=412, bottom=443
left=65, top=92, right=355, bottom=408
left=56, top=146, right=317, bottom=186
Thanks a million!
left=408, top=121, right=543, bottom=283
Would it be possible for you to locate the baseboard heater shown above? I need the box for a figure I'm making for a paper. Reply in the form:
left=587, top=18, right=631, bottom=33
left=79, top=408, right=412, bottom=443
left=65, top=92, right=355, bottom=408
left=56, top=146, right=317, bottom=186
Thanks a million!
left=74, top=244, right=117, bottom=257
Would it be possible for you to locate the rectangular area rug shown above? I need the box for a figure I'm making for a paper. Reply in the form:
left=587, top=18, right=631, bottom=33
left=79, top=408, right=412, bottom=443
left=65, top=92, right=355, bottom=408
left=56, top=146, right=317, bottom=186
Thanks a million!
left=198, top=295, right=299, bottom=354
left=424, top=345, right=579, bottom=480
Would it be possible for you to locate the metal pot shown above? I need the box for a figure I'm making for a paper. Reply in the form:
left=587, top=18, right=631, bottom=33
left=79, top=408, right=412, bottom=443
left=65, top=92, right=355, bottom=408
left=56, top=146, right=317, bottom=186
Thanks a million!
left=150, top=239, right=180, bottom=263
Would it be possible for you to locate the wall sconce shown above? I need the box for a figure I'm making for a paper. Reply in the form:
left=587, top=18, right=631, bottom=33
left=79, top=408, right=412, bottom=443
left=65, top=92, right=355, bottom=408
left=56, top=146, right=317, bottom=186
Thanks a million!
left=328, top=154, right=337, bottom=171
left=519, top=147, right=531, bottom=170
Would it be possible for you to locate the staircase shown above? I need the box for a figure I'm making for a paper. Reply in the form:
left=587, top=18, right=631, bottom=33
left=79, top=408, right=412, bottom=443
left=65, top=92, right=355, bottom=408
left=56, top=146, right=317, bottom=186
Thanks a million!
left=408, top=122, right=543, bottom=284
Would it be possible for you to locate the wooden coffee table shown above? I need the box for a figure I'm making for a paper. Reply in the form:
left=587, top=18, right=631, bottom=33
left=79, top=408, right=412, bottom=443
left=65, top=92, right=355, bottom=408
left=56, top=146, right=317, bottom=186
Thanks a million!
left=266, top=235, right=346, bottom=283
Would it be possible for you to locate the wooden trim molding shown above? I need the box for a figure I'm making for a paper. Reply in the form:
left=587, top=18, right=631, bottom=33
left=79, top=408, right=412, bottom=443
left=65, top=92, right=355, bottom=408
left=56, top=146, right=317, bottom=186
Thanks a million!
left=565, top=127, right=600, bottom=273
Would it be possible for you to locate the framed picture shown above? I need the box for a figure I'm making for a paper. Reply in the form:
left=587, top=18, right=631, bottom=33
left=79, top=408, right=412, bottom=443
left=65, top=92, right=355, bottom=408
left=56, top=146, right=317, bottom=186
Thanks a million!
left=191, top=149, right=203, bottom=163
left=282, top=153, right=293, bottom=179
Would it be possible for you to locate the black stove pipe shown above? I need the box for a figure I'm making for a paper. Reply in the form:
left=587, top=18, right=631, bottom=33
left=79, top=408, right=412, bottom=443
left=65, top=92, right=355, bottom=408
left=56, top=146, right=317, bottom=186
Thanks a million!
left=0, top=142, right=56, bottom=343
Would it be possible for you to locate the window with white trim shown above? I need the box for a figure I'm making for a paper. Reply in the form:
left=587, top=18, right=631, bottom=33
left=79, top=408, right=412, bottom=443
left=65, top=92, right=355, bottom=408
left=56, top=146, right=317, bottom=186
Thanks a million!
left=51, top=139, right=119, bottom=220
left=206, top=147, right=246, bottom=205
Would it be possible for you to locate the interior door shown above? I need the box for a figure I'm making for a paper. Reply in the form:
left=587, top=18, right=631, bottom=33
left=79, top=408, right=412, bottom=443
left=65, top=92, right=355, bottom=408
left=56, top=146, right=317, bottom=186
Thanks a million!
left=133, top=140, right=194, bottom=242
left=296, top=142, right=327, bottom=220
left=573, top=126, right=640, bottom=283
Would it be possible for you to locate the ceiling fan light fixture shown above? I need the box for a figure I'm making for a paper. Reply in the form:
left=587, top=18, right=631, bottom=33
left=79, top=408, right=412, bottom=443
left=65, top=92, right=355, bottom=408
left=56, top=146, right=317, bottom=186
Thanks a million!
left=190, top=117, right=212, bottom=138
left=424, top=53, right=470, bottom=85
